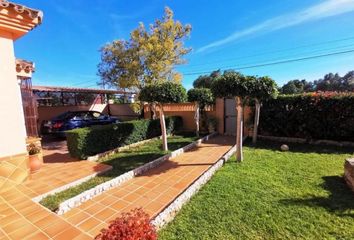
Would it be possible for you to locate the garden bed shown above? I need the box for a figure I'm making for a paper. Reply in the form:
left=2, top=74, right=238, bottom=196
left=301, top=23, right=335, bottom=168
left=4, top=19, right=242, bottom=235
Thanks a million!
left=39, top=134, right=202, bottom=212
left=159, top=140, right=354, bottom=239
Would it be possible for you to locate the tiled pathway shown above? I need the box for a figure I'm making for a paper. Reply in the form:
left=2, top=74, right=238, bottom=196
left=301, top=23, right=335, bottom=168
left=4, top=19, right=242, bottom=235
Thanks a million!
left=0, top=141, right=111, bottom=240
left=63, top=135, right=234, bottom=237
left=0, top=135, right=234, bottom=239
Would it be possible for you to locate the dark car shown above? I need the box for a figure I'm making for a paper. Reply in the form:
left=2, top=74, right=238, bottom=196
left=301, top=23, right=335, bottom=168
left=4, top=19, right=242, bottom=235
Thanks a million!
left=42, top=111, right=119, bottom=137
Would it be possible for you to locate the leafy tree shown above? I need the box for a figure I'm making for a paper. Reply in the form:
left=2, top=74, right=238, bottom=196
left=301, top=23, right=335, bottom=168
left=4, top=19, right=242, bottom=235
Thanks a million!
left=187, top=88, right=214, bottom=137
left=342, top=71, right=354, bottom=91
left=211, top=71, right=250, bottom=162
left=193, top=70, right=221, bottom=89
left=249, top=76, right=278, bottom=144
left=281, top=70, right=354, bottom=94
left=280, top=79, right=313, bottom=94
left=139, top=82, right=187, bottom=151
left=98, top=7, right=192, bottom=91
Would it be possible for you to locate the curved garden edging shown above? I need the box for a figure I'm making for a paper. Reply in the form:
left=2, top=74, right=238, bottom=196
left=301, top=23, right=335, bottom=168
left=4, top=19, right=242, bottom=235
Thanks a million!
left=55, top=132, right=218, bottom=215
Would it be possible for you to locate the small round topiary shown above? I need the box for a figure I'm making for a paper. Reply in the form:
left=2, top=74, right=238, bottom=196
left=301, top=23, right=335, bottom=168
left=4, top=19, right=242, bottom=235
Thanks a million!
left=139, top=82, right=187, bottom=104
left=187, top=88, right=214, bottom=108
left=211, top=71, right=248, bottom=98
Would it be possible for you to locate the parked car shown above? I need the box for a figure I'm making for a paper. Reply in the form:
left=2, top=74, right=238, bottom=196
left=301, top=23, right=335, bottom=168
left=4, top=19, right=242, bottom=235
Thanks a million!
left=42, top=111, right=119, bottom=137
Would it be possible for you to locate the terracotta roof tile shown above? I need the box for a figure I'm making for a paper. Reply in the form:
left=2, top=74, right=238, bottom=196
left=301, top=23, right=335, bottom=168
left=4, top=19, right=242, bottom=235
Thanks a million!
left=0, top=0, right=43, bottom=24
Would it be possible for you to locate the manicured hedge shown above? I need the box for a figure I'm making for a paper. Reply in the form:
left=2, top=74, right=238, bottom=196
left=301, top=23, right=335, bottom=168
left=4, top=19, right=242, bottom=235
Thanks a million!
left=66, top=116, right=183, bottom=159
left=259, top=92, right=354, bottom=141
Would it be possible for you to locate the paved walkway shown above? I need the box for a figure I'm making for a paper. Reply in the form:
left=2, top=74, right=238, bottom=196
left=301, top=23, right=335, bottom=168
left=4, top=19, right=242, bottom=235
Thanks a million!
left=63, top=135, right=234, bottom=237
left=0, top=135, right=234, bottom=239
left=0, top=140, right=111, bottom=240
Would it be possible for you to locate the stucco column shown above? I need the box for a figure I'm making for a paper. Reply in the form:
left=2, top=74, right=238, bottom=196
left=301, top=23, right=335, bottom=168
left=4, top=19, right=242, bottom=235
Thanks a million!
left=0, top=32, right=29, bottom=191
left=0, top=32, right=27, bottom=157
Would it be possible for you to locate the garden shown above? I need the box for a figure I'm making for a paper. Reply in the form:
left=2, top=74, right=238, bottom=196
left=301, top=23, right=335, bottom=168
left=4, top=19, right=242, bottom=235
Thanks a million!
left=159, top=140, right=354, bottom=240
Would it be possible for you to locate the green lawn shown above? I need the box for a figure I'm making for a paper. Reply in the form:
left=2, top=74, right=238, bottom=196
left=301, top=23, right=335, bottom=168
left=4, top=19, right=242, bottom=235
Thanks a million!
left=40, top=134, right=198, bottom=211
left=159, top=140, right=354, bottom=240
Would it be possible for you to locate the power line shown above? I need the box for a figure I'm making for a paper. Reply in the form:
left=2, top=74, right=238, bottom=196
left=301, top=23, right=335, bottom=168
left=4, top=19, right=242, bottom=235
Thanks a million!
left=185, top=44, right=354, bottom=73
left=183, top=48, right=354, bottom=76
left=186, top=36, right=354, bottom=68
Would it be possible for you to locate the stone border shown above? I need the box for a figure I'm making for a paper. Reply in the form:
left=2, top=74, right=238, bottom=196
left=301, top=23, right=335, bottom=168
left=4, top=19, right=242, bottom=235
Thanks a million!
left=258, top=135, right=354, bottom=147
left=31, top=165, right=113, bottom=203
left=151, top=136, right=245, bottom=230
left=55, top=133, right=218, bottom=215
left=87, top=136, right=164, bottom=161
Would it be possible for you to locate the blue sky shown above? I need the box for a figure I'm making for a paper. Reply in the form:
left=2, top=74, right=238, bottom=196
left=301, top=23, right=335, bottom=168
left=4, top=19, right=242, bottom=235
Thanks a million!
left=15, top=0, right=354, bottom=89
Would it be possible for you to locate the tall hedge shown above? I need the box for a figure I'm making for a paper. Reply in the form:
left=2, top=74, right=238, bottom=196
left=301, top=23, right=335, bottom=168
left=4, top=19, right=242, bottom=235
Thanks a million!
left=259, top=93, right=354, bottom=141
left=66, top=116, right=183, bottom=159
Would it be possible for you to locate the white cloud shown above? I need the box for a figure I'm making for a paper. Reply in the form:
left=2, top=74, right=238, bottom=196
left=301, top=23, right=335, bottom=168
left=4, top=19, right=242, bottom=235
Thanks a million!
left=197, top=0, right=354, bottom=53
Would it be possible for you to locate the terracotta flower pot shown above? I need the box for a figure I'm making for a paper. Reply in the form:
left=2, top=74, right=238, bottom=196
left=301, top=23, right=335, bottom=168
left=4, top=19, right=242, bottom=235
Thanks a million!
left=29, top=153, right=43, bottom=173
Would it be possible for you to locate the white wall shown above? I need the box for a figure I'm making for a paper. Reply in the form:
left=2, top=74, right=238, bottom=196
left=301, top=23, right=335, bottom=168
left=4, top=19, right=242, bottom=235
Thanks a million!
left=0, top=32, right=27, bottom=157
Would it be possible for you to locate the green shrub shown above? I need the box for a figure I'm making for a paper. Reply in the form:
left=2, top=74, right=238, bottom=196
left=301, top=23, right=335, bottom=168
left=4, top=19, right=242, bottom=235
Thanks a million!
left=139, top=82, right=187, bottom=104
left=187, top=88, right=214, bottom=108
left=259, top=92, right=354, bottom=141
left=66, top=116, right=183, bottom=159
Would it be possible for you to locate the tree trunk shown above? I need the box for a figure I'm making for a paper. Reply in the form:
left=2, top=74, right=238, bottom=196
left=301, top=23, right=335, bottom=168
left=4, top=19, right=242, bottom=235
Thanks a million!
left=252, top=99, right=261, bottom=144
left=194, top=102, right=200, bottom=137
left=236, top=96, right=243, bottom=162
left=151, top=103, right=157, bottom=120
left=159, top=104, right=168, bottom=151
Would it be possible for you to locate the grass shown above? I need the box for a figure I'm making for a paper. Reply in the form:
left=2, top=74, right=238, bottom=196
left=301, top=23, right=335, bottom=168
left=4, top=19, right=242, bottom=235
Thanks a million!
left=40, top=134, right=199, bottom=211
left=159, top=140, right=354, bottom=240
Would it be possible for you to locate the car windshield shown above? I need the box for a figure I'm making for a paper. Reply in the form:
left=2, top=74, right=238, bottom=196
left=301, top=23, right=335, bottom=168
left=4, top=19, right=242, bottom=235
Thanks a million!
left=54, top=112, right=76, bottom=120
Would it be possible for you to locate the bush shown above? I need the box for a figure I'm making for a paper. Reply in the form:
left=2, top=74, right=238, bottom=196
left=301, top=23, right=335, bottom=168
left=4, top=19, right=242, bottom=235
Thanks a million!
left=95, top=208, right=157, bottom=240
left=187, top=88, right=214, bottom=108
left=66, top=116, right=183, bottom=159
left=139, top=82, right=187, bottom=104
left=259, top=92, right=354, bottom=141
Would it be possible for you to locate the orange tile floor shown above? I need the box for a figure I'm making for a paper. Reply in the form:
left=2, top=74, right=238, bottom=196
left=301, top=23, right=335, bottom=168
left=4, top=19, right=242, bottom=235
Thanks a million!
left=0, top=140, right=111, bottom=240
left=0, top=136, right=234, bottom=239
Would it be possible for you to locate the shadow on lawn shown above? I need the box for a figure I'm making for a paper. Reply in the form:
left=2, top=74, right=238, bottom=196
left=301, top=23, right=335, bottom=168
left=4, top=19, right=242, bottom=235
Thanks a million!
left=99, top=140, right=196, bottom=177
left=244, top=139, right=354, bottom=155
left=280, top=176, right=354, bottom=217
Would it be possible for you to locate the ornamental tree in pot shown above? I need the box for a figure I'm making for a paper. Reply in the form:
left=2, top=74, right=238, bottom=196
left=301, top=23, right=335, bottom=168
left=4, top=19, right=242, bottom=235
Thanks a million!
left=139, top=82, right=187, bottom=151
left=187, top=88, right=214, bottom=137
left=27, top=143, right=43, bottom=173
left=248, top=76, right=278, bottom=144
left=211, top=71, right=251, bottom=162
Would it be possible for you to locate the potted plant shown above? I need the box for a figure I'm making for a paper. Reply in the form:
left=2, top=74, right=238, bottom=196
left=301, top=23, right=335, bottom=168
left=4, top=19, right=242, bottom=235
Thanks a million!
left=27, top=143, right=43, bottom=173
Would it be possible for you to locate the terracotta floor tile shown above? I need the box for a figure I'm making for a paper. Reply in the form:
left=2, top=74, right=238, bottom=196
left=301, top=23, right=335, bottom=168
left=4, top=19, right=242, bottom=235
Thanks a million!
left=83, top=203, right=105, bottom=216
left=110, top=199, right=129, bottom=210
left=42, top=220, right=72, bottom=237
left=122, top=192, right=140, bottom=202
left=34, top=214, right=61, bottom=229
left=67, top=211, right=91, bottom=226
left=99, top=195, right=120, bottom=206
left=26, top=210, right=51, bottom=223
left=1, top=211, right=18, bottom=225
left=72, top=233, right=93, bottom=240
left=24, top=231, right=49, bottom=240
left=77, top=217, right=101, bottom=230
left=2, top=219, right=27, bottom=234
left=8, top=224, right=37, bottom=240
left=53, top=227, right=82, bottom=240
left=62, top=208, right=82, bottom=218
left=88, top=222, right=106, bottom=237
left=93, top=207, right=117, bottom=222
